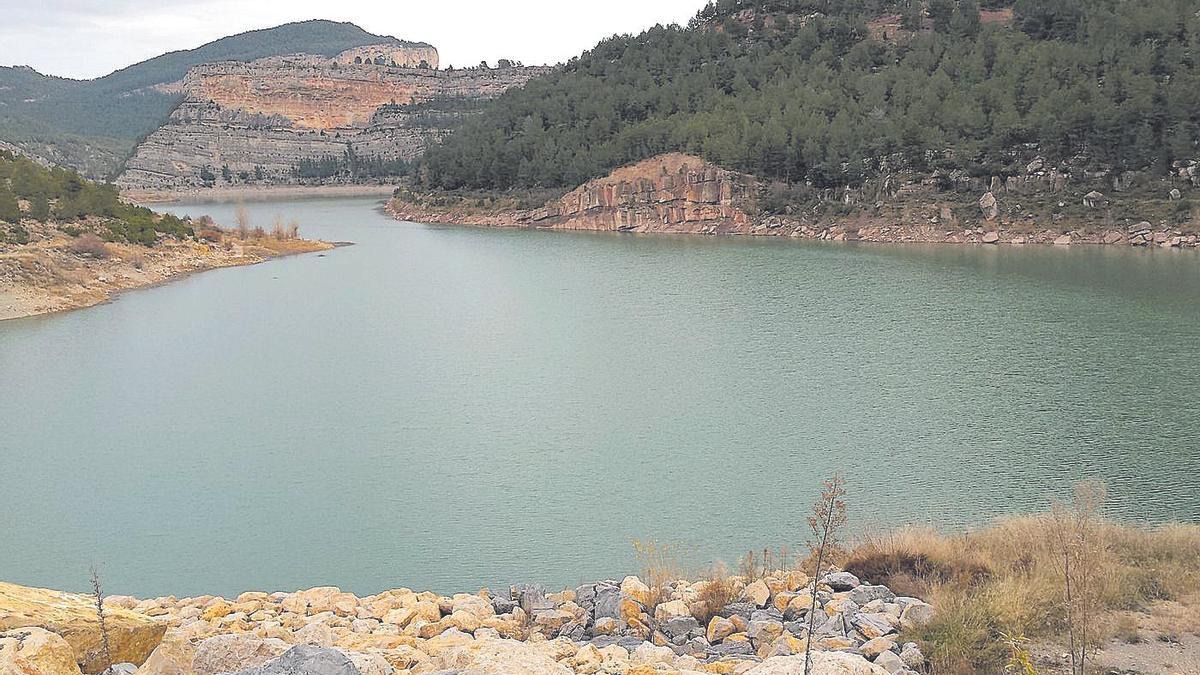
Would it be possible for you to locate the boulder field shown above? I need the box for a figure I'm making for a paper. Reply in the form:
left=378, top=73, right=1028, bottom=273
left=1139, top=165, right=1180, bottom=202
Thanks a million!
left=0, top=570, right=933, bottom=675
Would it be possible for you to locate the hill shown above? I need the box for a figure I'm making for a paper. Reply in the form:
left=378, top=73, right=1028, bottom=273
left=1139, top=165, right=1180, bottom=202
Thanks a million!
left=416, top=0, right=1200, bottom=200
left=0, top=20, right=422, bottom=178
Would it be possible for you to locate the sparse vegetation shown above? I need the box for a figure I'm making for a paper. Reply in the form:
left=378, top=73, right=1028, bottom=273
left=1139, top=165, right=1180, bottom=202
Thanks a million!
left=632, top=539, right=682, bottom=611
left=89, top=567, right=113, bottom=672
left=841, top=490, right=1200, bottom=674
left=804, top=474, right=848, bottom=675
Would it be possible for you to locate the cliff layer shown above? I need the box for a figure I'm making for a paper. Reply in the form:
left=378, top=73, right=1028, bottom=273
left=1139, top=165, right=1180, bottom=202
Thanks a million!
left=118, top=49, right=548, bottom=192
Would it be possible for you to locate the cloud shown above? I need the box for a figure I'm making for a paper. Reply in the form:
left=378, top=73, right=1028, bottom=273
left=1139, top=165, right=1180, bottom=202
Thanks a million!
left=1, top=0, right=704, bottom=80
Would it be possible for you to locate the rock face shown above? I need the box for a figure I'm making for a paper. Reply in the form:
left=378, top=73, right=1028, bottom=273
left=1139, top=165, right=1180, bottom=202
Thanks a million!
left=521, top=153, right=757, bottom=234
left=118, top=53, right=549, bottom=192
left=0, top=582, right=166, bottom=673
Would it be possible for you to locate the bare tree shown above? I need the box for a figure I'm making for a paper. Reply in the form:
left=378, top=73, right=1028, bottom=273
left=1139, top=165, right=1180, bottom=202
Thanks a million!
left=234, top=203, right=251, bottom=239
left=804, top=474, right=848, bottom=675
left=1051, top=480, right=1108, bottom=675
left=90, top=567, right=113, bottom=672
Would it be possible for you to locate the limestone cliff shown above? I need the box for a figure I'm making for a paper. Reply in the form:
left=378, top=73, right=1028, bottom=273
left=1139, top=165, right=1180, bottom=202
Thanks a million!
left=524, top=154, right=758, bottom=234
left=118, top=51, right=548, bottom=192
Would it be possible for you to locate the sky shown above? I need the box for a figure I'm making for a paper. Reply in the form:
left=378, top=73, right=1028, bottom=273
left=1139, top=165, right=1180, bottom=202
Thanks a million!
left=0, top=0, right=706, bottom=80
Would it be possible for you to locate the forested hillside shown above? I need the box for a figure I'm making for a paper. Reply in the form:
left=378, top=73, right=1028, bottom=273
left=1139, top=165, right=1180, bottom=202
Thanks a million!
left=0, top=21, right=414, bottom=178
left=418, top=0, right=1200, bottom=193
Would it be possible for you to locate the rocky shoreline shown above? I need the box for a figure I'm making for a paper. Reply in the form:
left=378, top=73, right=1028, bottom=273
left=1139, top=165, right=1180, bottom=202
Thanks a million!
left=0, top=570, right=929, bottom=675
left=388, top=200, right=1200, bottom=250
left=0, top=223, right=334, bottom=321
left=387, top=154, right=1199, bottom=249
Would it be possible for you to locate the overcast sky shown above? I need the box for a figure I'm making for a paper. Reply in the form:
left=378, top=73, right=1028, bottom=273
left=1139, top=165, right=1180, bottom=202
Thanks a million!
left=1, top=0, right=705, bottom=80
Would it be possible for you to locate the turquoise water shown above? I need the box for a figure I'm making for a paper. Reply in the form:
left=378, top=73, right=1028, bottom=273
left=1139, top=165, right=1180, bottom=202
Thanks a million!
left=2, top=196, right=1198, bottom=599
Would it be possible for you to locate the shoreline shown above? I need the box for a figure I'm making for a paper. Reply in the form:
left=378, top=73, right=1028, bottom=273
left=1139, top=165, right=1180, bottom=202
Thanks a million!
left=386, top=201, right=1200, bottom=249
left=124, top=184, right=398, bottom=205
left=0, top=236, right=336, bottom=322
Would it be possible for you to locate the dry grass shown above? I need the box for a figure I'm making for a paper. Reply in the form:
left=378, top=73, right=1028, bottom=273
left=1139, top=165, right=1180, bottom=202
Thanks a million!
left=695, top=562, right=740, bottom=624
left=632, top=539, right=682, bottom=611
left=842, top=517, right=1200, bottom=674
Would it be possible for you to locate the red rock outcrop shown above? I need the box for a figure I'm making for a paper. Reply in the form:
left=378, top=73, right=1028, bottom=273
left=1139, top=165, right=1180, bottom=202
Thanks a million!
left=522, top=154, right=757, bottom=234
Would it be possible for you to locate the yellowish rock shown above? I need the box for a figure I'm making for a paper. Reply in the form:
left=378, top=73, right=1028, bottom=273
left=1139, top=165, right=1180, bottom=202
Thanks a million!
left=619, top=598, right=644, bottom=624
left=0, top=582, right=167, bottom=673
left=420, top=628, right=474, bottom=657
left=742, top=580, right=770, bottom=608
left=621, top=576, right=654, bottom=607
left=653, top=600, right=691, bottom=623
left=0, top=627, right=83, bottom=675
left=817, top=636, right=855, bottom=651
left=707, top=617, right=736, bottom=643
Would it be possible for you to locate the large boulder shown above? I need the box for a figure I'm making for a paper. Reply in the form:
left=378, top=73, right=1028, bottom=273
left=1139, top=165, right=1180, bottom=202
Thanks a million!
left=745, top=651, right=889, bottom=674
left=228, top=645, right=361, bottom=675
left=134, top=633, right=196, bottom=675
left=0, top=627, right=84, bottom=675
left=0, top=583, right=166, bottom=673
left=191, top=634, right=288, bottom=675
left=437, top=638, right=571, bottom=674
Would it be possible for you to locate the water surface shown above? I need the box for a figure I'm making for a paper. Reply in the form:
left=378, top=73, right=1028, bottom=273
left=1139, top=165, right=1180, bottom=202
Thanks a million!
left=2, top=196, right=1198, bottom=598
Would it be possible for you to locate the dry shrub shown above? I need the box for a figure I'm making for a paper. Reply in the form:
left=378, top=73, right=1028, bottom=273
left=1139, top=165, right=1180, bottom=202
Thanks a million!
left=632, top=539, right=680, bottom=611
left=196, top=228, right=223, bottom=243
left=251, top=226, right=266, bottom=239
left=69, top=233, right=111, bottom=259
left=695, top=562, right=739, bottom=623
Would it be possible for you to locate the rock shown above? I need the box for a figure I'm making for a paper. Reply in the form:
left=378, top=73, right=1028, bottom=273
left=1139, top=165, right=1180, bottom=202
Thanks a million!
left=1026, top=158, right=1044, bottom=174
left=531, top=610, right=572, bottom=634
left=745, top=651, right=889, bottom=674
left=0, top=627, right=84, bottom=675
left=859, top=637, right=897, bottom=659
left=592, top=617, right=622, bottom=636
left=1054, top=234, right=1072, bottom=246
left=1103, top=231, right=1125, bottom=245
left=707, top=617, right=737, bottom=643
left=421, top=628, right=473, bottom=657
left=747, top=619, right=784, bottom=644
left=981, top=232, right=1000, bottom=244
left=742, top=580, right=771, bottom=608
left=294, top=622, right=333, bottom=647
left=820, top=569, right=859, bottom=590
left=899, top=643, right=924, bottom=669
left=591, top=584, right=621, bottom=622
left=978, top=192, right=999, bottom=221
left=847, top=586, right=895, bottom=606
left=192, top=635, right=289, bottom=675
left=874, top=649, right=906, bottom=674
left=898, top=602, right=934, bottom=630
left=1083, top=191, right=1105, bottom=208
left=662, top=616, right=699, bottom=640
left=341, top=652, right=392, bottom=675
left=1170, top=188, right=1183, bottom=200
left=619, top=577, right=654, bottom=607
left=106, top=665, right=137, bottom=675
left=512, top=585, right=553, bottom=616
left=653, top=600, right=691, bottom=623
left=439, top=638, right=571, bottom=674
left=0, top=582, right=167, bottom=673
left=227, top=645, right=361, bottom=675
left=133, top=633, right=196, bottom=675
left=852, top=613, right=898, bottom=639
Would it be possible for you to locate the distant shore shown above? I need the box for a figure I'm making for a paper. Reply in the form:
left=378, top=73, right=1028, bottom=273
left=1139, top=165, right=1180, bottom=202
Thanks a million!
left=387, top=198, right=1200, bottom=249
left=124, top=184, right=397, bottom=205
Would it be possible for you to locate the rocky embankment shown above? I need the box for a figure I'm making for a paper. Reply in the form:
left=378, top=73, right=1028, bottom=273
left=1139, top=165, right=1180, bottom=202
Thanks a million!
left=0, top=571, right=932, bottom=675
left=0, top=222, right=332, bottom=321
left=389, top=154, right=1199, bottom=248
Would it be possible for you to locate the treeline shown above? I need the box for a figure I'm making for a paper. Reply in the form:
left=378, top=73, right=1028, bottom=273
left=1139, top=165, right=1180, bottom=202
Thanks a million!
left=0, top=151, right=191, bottom=245
left=294, top=150, right=411, bottom=180
left=417, top=0, right=1200, bottom=191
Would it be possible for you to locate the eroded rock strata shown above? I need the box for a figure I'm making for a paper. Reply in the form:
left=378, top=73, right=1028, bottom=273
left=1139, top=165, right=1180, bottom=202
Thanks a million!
left=118, top=47, right=549, bottom=192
